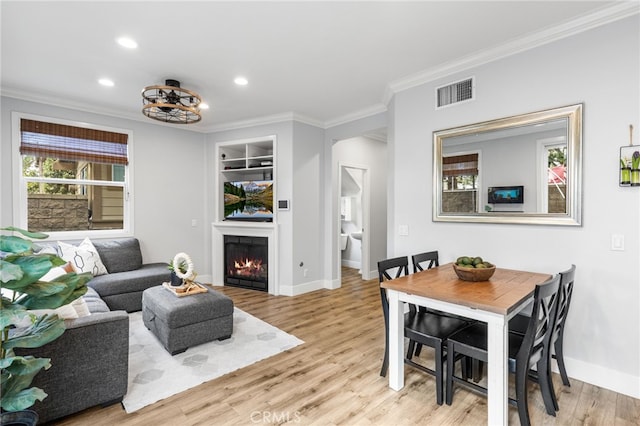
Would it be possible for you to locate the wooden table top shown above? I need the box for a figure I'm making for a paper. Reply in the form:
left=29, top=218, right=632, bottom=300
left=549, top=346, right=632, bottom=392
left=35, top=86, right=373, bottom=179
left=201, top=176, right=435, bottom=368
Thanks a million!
left=380, top=262, right=551, bottom=315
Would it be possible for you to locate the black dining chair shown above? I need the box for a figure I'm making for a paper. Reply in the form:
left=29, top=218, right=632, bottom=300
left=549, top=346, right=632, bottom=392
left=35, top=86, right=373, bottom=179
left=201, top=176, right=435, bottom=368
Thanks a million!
left=445, top=274, right=561, bottom=426
left=509, top=264, right=576, bottom=411
left=411, top=250, right=475, bottom=323
left=411, top=250, right=439, bottom=273
left=378, top=256, right=470, bottom=405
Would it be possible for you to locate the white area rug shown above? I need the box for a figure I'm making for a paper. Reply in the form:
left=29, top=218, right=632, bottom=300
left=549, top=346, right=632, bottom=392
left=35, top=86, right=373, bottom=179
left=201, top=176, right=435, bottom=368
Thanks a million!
left=123, top=308, right=303, bottom=413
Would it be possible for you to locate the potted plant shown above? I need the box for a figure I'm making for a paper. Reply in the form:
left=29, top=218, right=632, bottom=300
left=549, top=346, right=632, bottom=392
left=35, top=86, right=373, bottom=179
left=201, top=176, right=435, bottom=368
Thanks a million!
left=167, top=252, right=195, bottom=287
left=0, top=227, right=92, bottom=425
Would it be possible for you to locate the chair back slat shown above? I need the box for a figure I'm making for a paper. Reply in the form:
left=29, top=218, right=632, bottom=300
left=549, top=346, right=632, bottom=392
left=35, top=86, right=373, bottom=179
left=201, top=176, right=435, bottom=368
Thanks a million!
left=378, top=256, right=409, bottom=324
left=378, top=256, right=409, bottom=283
left=517, top=274, right=561, bottom=369
left=411, top=251, right=439, bottom=273
left=553, top=264, right=575, bottom=342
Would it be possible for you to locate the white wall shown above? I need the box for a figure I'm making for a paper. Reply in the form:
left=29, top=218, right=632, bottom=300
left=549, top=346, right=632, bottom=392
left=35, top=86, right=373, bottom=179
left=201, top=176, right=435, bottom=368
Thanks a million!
left=388, top=16, right=640, bottom=397
left=292, top=121, right=325, bottom=289
left=0, top=97, right=209, bottom=276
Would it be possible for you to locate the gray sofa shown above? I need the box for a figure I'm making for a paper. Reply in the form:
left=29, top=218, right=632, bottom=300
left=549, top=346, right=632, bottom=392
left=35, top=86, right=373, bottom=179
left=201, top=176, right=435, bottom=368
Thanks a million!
left=84, top=238, right=171, bottom=312
left=17, top=237, right=171, bottom=424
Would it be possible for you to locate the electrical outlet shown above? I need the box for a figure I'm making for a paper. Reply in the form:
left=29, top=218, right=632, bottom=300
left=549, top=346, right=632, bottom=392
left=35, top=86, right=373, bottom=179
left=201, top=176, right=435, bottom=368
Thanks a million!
left=191, top=219, right=197, bottom=227
left=611, top=234, right=625, bottom=251
left=399, top=225, right=409, bottom=236
left=303, top=269, right=309, bottom=277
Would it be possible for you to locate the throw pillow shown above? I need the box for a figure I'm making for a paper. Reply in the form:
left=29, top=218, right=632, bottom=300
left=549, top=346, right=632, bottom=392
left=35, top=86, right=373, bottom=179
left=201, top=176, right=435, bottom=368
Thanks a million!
left=39, top=265, right=68, bottom=282
left=58, top=238, right=108, bottom=276
left=71, top=297, right=91, bottom=317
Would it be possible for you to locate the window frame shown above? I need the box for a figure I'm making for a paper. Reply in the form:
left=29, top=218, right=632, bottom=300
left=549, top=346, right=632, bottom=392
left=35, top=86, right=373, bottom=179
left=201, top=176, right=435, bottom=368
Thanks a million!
left=12, top=112, right=134, bottom=239
left=442, top=150, right=481, bottom=213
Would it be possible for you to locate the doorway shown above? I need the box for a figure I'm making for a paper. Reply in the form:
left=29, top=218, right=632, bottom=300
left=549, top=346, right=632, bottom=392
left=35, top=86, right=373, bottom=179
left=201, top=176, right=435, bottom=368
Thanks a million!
left=339, top=165, right=368, bottom=278
left=332, top=132, right=387, bottom=284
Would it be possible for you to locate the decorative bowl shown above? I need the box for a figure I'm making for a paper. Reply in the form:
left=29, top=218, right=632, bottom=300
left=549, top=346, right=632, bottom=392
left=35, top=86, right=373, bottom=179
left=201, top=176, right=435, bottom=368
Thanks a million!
left=453, top=263, right=496, bottom=282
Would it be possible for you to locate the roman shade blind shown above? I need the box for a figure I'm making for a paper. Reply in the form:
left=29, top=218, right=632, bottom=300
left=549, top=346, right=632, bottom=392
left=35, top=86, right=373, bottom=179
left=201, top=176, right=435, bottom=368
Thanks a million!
left=442, top=154, right=478, bottom=176
left=20, top=119, right=129, bottom=165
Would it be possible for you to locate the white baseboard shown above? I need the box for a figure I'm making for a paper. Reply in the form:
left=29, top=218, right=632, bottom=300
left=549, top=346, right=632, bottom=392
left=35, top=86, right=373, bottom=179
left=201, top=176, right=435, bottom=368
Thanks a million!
left=562, top=356, right=640, bottom=398
left=279, top=279, right=326, bottom=296
left=341, top=259, right=360, bottom=269
left=198, top=274, right=214, bottom=285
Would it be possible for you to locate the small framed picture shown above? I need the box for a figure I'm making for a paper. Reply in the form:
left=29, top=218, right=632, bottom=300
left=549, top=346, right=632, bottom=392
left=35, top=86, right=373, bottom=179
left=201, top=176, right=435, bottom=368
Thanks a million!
left=620, top=145, right=640, bottom=186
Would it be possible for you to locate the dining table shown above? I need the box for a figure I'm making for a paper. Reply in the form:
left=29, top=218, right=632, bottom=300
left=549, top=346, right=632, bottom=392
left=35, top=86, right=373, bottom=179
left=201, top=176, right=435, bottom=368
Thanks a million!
left=381, top=262, right=551, bottom=426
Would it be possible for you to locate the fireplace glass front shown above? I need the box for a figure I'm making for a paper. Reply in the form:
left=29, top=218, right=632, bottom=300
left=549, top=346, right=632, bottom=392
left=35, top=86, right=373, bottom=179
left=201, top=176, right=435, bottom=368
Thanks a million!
left=224, top=235, right=268, bottom=291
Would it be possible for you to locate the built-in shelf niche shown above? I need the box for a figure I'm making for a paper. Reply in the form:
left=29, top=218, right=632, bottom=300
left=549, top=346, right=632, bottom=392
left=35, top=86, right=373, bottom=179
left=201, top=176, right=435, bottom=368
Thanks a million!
left=219, top=138, right=274, bottom=180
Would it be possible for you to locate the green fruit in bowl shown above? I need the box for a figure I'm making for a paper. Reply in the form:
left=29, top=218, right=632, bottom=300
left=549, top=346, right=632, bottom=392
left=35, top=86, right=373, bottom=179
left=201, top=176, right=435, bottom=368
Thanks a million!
left=457, top=256, right=472, bottom=265
left=455, top=256, right=494, bottom=269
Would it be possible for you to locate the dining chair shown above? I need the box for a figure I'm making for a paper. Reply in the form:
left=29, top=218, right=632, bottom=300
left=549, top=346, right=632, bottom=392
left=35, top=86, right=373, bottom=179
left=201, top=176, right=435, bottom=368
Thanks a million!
left=411, top=250, right=476, bottom=324
left=445, top=274, right=561, bottom=426
left=509, top=264, right=576, bottom=411
left=378, top=256, right=470, bottom=405
left=411, top=250, right=439, bottom=272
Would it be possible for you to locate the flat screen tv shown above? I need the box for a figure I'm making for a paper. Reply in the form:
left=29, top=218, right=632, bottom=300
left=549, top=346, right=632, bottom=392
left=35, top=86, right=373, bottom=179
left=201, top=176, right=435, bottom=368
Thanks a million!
left=223, top=180, right=274, bottom=222
left=487, top=186, right=524, bottom=204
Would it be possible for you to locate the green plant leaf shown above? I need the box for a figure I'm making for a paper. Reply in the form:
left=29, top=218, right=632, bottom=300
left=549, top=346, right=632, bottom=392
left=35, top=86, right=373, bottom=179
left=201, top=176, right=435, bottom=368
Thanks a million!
left=0, top=386, right=48, bottom=412
left=16, top=280, right=68, bottom=297
left=0, top=355, right=51, bottom=374
left=0, top=355, right=51, bottom=411
left=0, top=259, right=24, bottom=283
left=1, top=255, right=55, bottom=291
left=3, top=314, right=66, bottom=350
left=0, top=301, right=32, bottom=330
left=0, top=226, right=48, bottom=240
left=20, top=273, right=90, bottom=309
left=0, top=235, right=33, bottom=254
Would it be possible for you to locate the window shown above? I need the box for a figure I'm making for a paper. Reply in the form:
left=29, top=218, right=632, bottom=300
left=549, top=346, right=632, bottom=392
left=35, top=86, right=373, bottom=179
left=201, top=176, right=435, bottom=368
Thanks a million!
left=442, top=153, right=479, bottom=190
left=14, top=113, right=132, bottom=236
left=537, top=137, right=567, bottom=214
left=441, top=153, right=480, bottom=213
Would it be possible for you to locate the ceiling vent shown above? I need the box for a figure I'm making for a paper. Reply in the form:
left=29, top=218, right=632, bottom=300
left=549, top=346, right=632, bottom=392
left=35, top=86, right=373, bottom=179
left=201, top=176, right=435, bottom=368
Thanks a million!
left=436, top=77, right=474, bottom=109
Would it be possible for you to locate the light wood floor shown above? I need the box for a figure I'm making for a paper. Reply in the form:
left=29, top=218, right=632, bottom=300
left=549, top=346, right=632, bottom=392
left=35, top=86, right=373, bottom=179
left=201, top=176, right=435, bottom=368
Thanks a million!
left=55, top=267, right=638, bottom=425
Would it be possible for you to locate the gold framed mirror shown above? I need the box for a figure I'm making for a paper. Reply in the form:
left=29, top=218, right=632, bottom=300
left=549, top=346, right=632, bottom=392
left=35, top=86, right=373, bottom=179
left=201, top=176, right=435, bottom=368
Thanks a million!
left=433, top=104, right=582, bottom=226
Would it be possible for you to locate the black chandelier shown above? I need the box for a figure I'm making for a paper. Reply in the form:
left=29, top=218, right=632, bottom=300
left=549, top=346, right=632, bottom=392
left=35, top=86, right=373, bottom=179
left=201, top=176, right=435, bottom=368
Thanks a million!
left=141, top=79, right=202, bottom=124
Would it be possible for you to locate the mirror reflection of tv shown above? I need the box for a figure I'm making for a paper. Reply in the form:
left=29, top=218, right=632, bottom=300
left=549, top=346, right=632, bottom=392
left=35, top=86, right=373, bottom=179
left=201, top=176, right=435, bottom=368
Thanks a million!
left=488, top=186, right=524, bottom=204
left=223, top=180, right=274, bottom=222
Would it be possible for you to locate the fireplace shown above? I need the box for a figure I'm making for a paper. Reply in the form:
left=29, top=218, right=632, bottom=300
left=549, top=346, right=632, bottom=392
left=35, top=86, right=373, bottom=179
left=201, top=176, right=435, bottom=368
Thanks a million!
left=224, top=235, right=268, bottom=291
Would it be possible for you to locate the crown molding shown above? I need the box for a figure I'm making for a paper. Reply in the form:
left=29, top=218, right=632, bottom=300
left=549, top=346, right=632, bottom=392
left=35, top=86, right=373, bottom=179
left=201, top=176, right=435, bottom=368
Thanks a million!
left=203, top=112, right=324, bottom=133
left=323, top=103, right=388, bottom=129
left=383, top=2, right=640, bottom=104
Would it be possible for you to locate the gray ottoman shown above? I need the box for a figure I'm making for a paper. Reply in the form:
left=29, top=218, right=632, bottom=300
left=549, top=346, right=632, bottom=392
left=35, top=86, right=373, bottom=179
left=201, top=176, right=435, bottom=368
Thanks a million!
left=142, top=286, right=234, bottom=355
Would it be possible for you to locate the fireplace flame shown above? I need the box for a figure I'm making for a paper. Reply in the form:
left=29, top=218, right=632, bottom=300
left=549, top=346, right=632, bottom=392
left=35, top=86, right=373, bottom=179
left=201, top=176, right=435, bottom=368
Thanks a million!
left=232, top=258, right=264, bottom=277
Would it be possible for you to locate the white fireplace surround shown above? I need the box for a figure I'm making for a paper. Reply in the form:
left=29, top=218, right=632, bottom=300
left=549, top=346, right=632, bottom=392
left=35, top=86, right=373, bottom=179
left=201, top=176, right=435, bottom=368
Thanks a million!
left=212, top=222, right=278, bottom=295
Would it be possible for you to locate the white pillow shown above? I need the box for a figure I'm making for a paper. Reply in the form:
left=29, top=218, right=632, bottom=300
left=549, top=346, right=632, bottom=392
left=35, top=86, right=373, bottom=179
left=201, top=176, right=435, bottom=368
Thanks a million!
left=28, top=304, right=79, bottom=321
left=58, top=238, right=108, bottom=276
left=40, top=266, right=67, bottom=282
left=71, top=297, right=91, bottom=317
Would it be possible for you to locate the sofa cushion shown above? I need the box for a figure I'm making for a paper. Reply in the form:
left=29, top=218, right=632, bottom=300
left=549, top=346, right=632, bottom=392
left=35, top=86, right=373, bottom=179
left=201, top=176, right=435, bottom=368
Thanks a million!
left=92, top=238, right=143, bottom=273
left=83, top=287, right=110, bottom=313
left=88, top=263, right=170, bottom=297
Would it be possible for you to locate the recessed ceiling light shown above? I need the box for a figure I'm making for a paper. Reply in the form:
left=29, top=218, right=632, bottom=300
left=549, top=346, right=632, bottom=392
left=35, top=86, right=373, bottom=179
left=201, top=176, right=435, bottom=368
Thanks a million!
left=200, top=103, right=210, bottom=110
left=98, top=78, right=115, bottom=87
left=117, top=37, right=138, bottom=49
left=234, top=77, right=248, bottom=86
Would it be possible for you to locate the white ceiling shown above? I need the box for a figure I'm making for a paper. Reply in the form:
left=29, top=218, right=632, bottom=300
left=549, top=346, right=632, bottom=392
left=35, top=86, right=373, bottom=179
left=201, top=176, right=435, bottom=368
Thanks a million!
left=1, top=1, right=632, bottom=133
